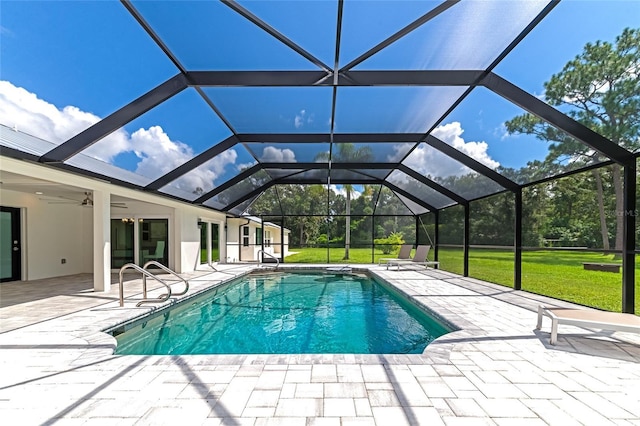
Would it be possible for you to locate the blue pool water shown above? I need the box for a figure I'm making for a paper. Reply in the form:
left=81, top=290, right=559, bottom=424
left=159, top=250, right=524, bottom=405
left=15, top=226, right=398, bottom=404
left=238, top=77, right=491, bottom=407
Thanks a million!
left=113, top=271, right=451, bottom=355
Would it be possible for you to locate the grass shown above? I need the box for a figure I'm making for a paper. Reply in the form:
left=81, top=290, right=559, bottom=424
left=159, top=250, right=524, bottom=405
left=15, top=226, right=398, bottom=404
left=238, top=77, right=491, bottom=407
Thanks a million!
left=285, top=246, right=640, bottom=314
left=286, top=247, right=392, bottom=264
left=200, top=249, right=220, bottom=264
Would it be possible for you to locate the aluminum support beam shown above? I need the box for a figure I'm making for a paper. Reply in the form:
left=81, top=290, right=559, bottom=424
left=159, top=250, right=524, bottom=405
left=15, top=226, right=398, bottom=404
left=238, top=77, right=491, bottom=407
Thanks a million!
left=434, top=210, right=440, bottom=262
left=343, top=70, right=483, bottom=86
left=39, top=74, right=189, bottom=163
left=482, top=73, right=633, bottom=165
left=383, top=182, right=438, bottom=213
left=237, top=133, right=424, bottom=143
left=425, top=135, right=519, bottom=191
left=464, top=204, right=470, bottom=277
left=223, top=181, right=277, bottom=212
left=186, top=70, right=485, bottom=87
left=398, top=164, right=468, bottom=204
left=222, top=0, right=332, bottom=73
left=188, top=71, right=330, bottom=87
left=340, top=0, right=460, bottom=72
left=146, top=135, right=239, bottom=191
left=193, top=164, right=262, bottom=204
left=622, top=161, right=636, bottom=313
left=514, top=188, right=522, bottom=290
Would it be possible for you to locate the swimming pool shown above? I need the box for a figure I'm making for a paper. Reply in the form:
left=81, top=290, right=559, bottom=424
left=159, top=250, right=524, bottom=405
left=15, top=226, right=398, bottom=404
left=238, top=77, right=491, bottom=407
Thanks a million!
left=112, top=271, right=451, bottom=355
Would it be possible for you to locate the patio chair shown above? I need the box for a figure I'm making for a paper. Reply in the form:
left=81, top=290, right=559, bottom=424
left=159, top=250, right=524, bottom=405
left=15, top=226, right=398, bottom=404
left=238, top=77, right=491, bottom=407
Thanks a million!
left=387, top=244, right=440, bottom=270
left=143, top=240, right=165, bottom=263
left=536, top=304, right=640, bottom=345
left=378, top=244, right=413, bottom=266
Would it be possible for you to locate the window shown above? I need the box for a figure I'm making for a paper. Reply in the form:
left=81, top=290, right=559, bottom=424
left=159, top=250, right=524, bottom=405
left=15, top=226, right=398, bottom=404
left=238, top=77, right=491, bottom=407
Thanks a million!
left=256, top=227, right=263, bottom=245
left=265, top=230, right=272, bottom=248
left=242, top=226, right=249, bottom=247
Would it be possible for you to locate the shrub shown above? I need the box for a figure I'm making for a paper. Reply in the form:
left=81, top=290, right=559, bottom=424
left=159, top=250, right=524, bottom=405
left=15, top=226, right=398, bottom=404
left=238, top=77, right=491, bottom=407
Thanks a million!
left=374, top=232, right=404, bottom=254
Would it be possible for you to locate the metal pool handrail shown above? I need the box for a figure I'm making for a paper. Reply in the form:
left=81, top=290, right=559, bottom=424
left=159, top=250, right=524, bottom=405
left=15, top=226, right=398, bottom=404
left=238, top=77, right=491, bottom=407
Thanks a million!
left=143, top=260, right=189, bottom=296
left=119, top=263, right=172, bottom=307
left=258, top=249, right=279, bottom=268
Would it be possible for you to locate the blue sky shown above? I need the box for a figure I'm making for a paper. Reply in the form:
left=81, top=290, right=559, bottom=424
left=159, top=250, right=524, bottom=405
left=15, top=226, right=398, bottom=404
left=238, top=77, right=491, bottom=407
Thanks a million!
left=1, top=0, right=638, bottom=198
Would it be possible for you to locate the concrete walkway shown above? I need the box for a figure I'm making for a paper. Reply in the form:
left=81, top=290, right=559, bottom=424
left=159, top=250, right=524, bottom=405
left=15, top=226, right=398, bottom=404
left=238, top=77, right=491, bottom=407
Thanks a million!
left=0, top=265, right=639, bottom=425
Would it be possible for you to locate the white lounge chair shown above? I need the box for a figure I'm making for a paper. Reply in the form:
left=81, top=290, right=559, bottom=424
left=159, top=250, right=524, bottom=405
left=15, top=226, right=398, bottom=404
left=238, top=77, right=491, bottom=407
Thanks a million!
left=536, top=304, right=640, bottom=345
left=378, top=244, right=413, bottom=265
left=387, top=244, right=440, bottom=270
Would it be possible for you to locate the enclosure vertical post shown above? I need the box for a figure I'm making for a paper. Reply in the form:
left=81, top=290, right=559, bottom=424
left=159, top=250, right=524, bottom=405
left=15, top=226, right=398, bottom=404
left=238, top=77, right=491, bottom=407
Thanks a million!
left=514, top=189, right=523, bottom=290
left=280, top=215, right=285, bottom=264
left=622, top=161, right=636, bottom=313
left=464, top=203, right=470, bottom=277
left=260, top=215, right=265, bottom=263
left=371, top=214, right=375, bottom=264
left=326, top=186, right=330, bottom=264
left=415, top=216, right=420, bottom=247
left=434, top=210, right=440, bottom=262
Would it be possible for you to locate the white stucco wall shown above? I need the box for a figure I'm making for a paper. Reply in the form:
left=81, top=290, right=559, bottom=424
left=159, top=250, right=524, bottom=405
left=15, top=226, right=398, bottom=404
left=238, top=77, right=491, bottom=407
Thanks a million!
left=0, top=189, right=92, bottom=280
left=1, top=157, right=228, bottom=281
left=225, top=218, right=290, bottom=262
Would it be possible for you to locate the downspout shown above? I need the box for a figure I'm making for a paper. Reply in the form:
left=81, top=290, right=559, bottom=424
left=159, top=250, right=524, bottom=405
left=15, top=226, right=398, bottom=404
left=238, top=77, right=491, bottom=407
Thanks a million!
left=238, top=218, right=251, bottom=262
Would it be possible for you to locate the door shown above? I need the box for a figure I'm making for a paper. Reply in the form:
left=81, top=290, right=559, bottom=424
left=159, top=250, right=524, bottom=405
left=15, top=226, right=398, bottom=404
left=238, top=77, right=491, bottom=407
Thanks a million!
left=111, top=219, right=135, bottom=269
left=200, top=222, right=221, bottom=265
left=0, top=207, right=21, bottom=282
left=139, top=219, right=168, bottom=266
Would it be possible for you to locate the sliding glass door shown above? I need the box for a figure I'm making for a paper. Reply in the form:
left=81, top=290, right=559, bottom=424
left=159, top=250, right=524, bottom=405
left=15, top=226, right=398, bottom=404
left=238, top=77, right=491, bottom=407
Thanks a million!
left=139, top=219, right=168, bottom=266
left=111, top=219, right=134, bottom=269
left=111, top=218, right=168, bottom=269
left=199, top=222, right=220, bottom=265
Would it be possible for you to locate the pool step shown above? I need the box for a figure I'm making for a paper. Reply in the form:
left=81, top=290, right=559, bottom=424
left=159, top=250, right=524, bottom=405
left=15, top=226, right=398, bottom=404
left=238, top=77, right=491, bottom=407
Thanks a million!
left=326, top=266, right=352, bottom=273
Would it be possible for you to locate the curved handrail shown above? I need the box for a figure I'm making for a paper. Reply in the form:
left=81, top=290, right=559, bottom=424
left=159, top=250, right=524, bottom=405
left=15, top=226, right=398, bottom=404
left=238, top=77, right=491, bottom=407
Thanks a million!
left=143, top=260, right=189, bottom=296
left=119, top=263, right=172, bottom=307
left=257, top=249, right=279, bottom=269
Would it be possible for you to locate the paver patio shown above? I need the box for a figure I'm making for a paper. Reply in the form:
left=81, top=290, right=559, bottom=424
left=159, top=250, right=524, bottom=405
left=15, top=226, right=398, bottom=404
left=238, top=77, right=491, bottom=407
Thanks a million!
left=1, top=264, right=639, bottom=425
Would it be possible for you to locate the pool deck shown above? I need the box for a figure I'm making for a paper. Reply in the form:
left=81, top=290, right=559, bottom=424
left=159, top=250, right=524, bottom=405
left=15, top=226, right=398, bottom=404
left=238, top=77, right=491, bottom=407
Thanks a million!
left=1, top=264, right=639, bottom=425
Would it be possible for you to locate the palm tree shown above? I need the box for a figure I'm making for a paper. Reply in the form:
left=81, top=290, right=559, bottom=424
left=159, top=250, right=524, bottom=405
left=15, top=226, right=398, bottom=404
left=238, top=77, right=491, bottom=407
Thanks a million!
left=316, top=144, right=374, bottom=259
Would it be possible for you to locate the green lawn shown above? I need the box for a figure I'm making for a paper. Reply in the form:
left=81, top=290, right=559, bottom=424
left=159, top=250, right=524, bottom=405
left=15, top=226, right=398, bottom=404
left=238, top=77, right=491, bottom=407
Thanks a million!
left=200, top=248, right=220, bottom=264
left=285, top=247, right=640, bottom=314
left=286, top=247, right=391, bottom=264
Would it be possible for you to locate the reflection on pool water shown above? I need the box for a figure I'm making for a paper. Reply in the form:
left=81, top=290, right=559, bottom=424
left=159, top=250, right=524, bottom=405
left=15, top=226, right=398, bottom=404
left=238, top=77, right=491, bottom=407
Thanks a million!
left=112, top=271, right=452, bottom=355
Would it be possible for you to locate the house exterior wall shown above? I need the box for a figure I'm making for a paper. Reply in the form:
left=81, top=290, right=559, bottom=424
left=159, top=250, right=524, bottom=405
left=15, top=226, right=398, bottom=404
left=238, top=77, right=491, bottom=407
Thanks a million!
left=226, top=218, right=290, bottom=262
left=0, top=189, right=92, bottom=280
left=226, top=219, right=261, bottom=262
left=0, top=157, right=227, bottom=283
left=225, top=219, right=241, bottom=263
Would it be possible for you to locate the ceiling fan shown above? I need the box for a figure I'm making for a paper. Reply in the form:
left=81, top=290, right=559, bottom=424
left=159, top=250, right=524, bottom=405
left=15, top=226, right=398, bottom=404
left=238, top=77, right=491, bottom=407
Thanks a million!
left=41, top=192, right=127, bottom=209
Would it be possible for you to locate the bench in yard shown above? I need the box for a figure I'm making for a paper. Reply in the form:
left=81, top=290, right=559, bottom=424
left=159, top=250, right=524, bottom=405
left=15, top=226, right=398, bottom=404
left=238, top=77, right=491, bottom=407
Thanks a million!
left=582, top=262, right=621, bottom=273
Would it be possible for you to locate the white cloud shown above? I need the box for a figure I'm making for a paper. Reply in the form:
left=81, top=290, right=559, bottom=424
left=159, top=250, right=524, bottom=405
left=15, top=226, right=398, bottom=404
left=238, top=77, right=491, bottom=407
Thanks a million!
left=261, top=146, right=296, bottom=162
left=294, top=110, right=305, bottom=128
left=0, top=81, right=237, bottom=191
left=386, top=144, right=413, bottom=162
left=294, top=109, right=313, bottom=129
left=432, top=122, right=499, bottom=169
left=396, top=122, right=499, bottom=178
left=236, top=161, right=257, bottom=171
left=131, top=126, right=237, bottom=193
left=0, top=80, right=130, bottom=162
left=170, top=147, right=237, bottom=194
left=497, top=123, right=511, bottom=141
